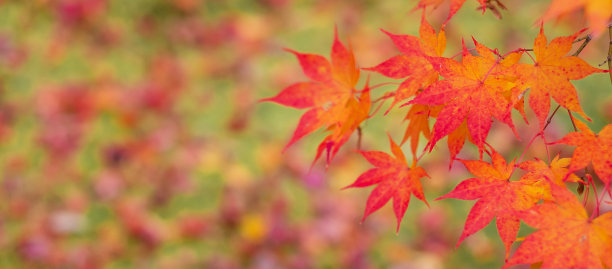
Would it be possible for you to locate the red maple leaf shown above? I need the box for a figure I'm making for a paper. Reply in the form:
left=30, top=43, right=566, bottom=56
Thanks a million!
left=261, top=29, right=368, bottom=164
left=553, top=121, right=612, bottom=184
left=343, top=134, right=429, bottom=232
left=366, top=13, right=445, bottom=110
left=504, top=184, right=612, bottom=268
left=514, top=28, right=607, bottom=127
left=437, top=149, right=548, bottom=256
left=410, top=39, right=520, bottom=157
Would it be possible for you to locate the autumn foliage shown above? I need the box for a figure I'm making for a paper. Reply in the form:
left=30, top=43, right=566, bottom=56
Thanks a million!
left=264, top=0, right=612, bottom=267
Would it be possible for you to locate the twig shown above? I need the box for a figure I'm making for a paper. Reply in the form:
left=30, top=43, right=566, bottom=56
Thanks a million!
left=567, top=110, right=578, bottom=132
left=572, top=35, right=590, bottom=43
left=357, top=127, right=362, bottom=151
left=608, top=23, right=612, bottom=84
left=572, top=34, right=591, bottom=57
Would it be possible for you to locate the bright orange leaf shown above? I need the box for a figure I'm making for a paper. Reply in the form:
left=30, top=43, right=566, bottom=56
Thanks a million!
left=401, top=104, right=441, bottom=159
left=344, top=135, right=429, bottom=232
left=515, top=28, right=606, bottom=127
left=504, top=185, right=612, bottom=268
left=540, top=0, right=612, bottom=37
left=517, top=155, right=582, bottom=186
left=314, top=85, right=371, bottom=164
left=261, top=29, right=368, bottom=164
left=553, top=121, right=612, bottom=184
left=437, top=149, right=547, bottom=256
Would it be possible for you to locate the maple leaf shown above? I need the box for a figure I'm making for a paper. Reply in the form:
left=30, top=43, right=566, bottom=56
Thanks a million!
left=314, top=85, right=371, bottom=164
left=504, top=184, right=612, bottom=268
left=261, top=29, right=368, bottom=164
left=437, top=149, right=548, bottom=256
left=343, top=134, right=429, bottom=232
left=401, top=104, right=441, bottom=159
left=552, top=121, right=612, bottom=184
left=366, top=14, right=445, bottom=110
left=410, top=39, right=519, bottom=156
left=401, top=103, right=469, bottom=161
left=515, top=28, right=607, bottom=127
left=517, top=155, right=582, bottom=186
left=540, top=0, right=612, bottom=37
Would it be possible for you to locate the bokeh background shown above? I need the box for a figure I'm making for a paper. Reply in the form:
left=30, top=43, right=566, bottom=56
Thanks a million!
left=0, top=0, right=610, bottom=268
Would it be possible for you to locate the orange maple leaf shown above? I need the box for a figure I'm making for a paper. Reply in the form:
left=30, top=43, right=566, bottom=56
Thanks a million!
left=553, top=121, right=612, bottom=184
left=540, top=0, right=612, bottom=37
left=366, top=14, right=445, bottom=110
left=410, top=39, right=519, bottom=156
left=437, top=149, right=547, bottom=256
left=314, top=85, right=371, bottom=164
left=515, top=28, right=607, bottom=127
left=401, top=103, right=470, bottom=161
left=517, top=155, right=582, bottom=187
left=504, top=184, right=612, bottom=268
left=261, top=29, right=368, bottom=164
left=401, top=104, right=442, bottom=158
left=343, top=134, right=429, bottom=232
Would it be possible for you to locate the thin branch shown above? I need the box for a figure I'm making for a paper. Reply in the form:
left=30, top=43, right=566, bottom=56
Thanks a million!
left=608, top=23, right=612, bottom=84
left=567, top=110, right=578, bottom=132
left=572, top=34, right=591, bottom=56
left=572, top=35, right=590, bottom=43
left=356, top=127, right=362, bottom=151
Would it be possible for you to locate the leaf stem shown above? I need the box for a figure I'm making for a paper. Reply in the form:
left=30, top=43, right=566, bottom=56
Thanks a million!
left=540, top=133, right=550, bottom=163
left=482, top=48, right=528, bottom=83
left=589, top=175, right=604, bottom=220
left=524, top=51, right=536, bottom=63
left=450, top=47, right=476, bottom=59
left=582, top=180, right=590, bottom=207
left=517, top=105, right=560, bottom=164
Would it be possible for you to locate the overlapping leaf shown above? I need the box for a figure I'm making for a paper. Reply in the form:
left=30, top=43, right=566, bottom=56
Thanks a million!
left=366, top=15, right=447, bottom=158
left=366, top=14, right=445, bottom=110
left=514, top=28, right=607, bottom=127
left=261, top=30, right=368, bottom=164
left=518, top=155, right=581, bottom=186
left=410, top=39, right=520, bottom=157
left=344, top=135, right=429, bottom=232
left=437, top=150, right=548, bottom=256
left=553, top=121, right=612, bottom=184
left=401, top=104, right=441, bottom=158
left=504, top=185, right=612, bottom=268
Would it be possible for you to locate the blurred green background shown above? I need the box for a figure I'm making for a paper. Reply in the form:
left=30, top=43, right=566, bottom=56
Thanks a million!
left=0, top=0, right=609, bottom=268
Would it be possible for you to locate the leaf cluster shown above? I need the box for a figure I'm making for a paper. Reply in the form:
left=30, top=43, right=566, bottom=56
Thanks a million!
left=262, top=1, right=612, bottom=267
